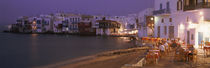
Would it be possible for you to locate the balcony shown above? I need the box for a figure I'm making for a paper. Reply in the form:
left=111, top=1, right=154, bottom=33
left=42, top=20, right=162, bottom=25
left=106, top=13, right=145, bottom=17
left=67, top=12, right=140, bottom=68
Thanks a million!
left=153, top=9, right=171, bottom=15
left=184, top=2, right=210, bottom=11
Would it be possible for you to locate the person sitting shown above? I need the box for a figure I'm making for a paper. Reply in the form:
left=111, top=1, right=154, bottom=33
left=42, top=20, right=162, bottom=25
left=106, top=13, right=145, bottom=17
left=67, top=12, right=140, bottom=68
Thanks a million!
left=187, top=45, right=196, bottom=62
left=159, top=43, right=165, bottom=55
left=175, top=45, right=185, bottom=61
left=171, top=40, right=178, bottom=50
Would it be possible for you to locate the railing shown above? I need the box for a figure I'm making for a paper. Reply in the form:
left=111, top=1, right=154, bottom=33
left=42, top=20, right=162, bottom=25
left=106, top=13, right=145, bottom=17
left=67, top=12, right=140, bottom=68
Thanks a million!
left=153, top=9, right=171, bottom=15
left=184, top=2, right=210, bottom=11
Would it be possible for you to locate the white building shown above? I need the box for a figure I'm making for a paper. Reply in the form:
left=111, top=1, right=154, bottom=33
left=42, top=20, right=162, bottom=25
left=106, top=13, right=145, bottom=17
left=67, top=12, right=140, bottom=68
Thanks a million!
left=137, top=8, right=154, bottom=38
left=67, top=15, right=81, bottom=33
left=126, top=14, right=138, bottom=29
left=154, top=0, right=210, bottom=48
left=53, top=16, right=64, bottom=33
left=95, top=17, right=121, bottom=35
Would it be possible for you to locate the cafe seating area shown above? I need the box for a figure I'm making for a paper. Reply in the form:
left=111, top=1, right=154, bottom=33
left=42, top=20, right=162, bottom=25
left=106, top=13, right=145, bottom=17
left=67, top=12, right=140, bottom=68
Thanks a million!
left=142, top=37, right=198, bottom=64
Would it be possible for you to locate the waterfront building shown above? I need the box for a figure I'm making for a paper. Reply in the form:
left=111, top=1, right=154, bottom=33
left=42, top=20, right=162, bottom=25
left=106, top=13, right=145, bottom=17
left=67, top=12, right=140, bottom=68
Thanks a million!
left=62, top=17, right=70, bottom=33
left=78, top=15, right=96, bottom=35
left=137, top=8, right=154, bottom=37
left=40, top=14, right=54, bottom=32
left=67, top=14, right=81, bottom=33
left=153, top=0, right=210, bottom=48
left=14, top=16, right=31, bottom=33
left=96, top=17, right=121, bottom=35
left=53, top=16, right=64, bottom=33
left=33, top=17, right=42, bottom=33
left=126, top=14, right=138, bottom=30
left=26, top=15, right=53, bottom=33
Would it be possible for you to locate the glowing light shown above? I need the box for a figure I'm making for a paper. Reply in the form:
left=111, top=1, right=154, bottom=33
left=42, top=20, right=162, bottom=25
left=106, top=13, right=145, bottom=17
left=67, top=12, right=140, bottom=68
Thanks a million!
left=66, top=28, right=69, bottom=31
left=200, top=16, right=204, bottom=21
left=199, top=12, right=203, bottom=15
left=33, top=21, right=36, bottom=25
left=150, top=17, right=154, bottom=21
left=188, top=21, right=197, bottom=29
left=180, top=24, right=185, bottom=30
left=32, top=26, right=37, bottom=30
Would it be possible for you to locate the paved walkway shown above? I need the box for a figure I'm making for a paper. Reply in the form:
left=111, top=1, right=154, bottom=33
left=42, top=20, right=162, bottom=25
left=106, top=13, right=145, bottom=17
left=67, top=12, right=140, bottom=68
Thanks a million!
left=143, top=48, right=210, bottom=68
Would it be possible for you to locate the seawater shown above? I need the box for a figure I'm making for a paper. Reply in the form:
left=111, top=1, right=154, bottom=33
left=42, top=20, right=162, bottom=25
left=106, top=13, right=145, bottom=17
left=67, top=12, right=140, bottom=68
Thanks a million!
left=0, top=33, right=135, bottom=68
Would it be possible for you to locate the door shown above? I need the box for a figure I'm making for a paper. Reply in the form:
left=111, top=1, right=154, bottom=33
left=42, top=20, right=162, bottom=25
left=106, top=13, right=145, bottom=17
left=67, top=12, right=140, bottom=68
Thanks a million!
left=187, top=31, right=190, bottom=44
left=167, top=2, right=170, bottom=11
left=158, top=26, right=160, bottom=37
left=169, top=26, right=174, bottom=39
left=198, top=32, right=203, bottom=45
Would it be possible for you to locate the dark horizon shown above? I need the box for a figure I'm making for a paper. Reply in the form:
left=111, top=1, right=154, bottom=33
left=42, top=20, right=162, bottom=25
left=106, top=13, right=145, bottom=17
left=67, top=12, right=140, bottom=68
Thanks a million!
left=0, top=0, right=154, bottom=26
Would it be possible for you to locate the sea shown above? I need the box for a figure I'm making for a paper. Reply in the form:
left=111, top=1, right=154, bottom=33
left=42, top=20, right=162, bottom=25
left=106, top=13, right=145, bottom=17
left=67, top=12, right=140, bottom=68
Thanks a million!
left=0, top=27, right=136, bottom=68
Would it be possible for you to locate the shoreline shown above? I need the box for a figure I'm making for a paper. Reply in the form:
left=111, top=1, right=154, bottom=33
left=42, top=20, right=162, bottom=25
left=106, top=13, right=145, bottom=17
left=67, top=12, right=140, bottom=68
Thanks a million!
left=32, top=47, right=148, bottom=68
left=2, top=31, right=138, bottom=37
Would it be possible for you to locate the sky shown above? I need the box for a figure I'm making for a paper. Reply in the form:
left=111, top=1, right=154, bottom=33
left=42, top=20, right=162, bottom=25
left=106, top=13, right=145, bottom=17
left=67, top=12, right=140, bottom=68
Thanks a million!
left=0, top=0, right=154, bottom=26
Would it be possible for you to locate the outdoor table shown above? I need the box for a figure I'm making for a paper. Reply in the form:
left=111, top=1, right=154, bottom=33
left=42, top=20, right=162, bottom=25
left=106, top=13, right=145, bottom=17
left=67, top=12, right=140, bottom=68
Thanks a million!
left=146, top=50, right=160, bottom=64
left=149, top=50, right=161, bottom=58
left=204, top=46, right=210, bottom=57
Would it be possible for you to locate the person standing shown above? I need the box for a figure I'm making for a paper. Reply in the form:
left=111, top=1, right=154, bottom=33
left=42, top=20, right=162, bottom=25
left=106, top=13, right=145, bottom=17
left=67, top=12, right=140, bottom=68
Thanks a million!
left=164, top=42, right=169, bottom=53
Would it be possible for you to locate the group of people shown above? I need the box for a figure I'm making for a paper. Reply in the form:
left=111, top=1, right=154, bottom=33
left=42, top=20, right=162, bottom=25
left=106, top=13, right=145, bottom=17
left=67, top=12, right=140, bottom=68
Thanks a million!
left=145, top=38, right=197, bottom=64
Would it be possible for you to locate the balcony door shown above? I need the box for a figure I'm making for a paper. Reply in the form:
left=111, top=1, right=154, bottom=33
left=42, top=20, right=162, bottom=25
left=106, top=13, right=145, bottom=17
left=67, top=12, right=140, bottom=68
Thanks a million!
left=187, top=31, right=190, bottom=44
left=167, top=2, right=170, bottom=10
left=158, top=26, right=160, bottom=37
left=169, top=26, right=174, bottom=39
left=198, top=32, right=203, bottom=45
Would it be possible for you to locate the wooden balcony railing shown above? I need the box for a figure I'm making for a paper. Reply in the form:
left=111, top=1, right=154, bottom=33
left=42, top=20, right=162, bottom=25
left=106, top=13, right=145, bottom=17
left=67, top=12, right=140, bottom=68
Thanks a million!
left=184, top=2, right=210, bottom=11
left=153, top=9, right=170, bottom=15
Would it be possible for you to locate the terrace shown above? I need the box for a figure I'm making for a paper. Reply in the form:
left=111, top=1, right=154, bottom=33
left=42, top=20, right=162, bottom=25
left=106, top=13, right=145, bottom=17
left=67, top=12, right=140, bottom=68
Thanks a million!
left=184, top=1, right=210, bottom=11
left=153, top=9, right=170, bottom=15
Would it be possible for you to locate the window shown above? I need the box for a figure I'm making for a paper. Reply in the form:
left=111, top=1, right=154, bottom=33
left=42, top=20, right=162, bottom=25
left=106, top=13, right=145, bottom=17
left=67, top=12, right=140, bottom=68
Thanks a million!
left=169, top=18, right=172, bottom=22
left=161, top=18, right=164, bottom=23
left=177, top=0, right=182, bottom=10
left=160, top=3, right=163, bottom=10
left=187, top=17, right=189, bottom=22
left=164, top=26, right=167, bottom=35
left=158, top=26, right=160, bottom=37
left=37, top=20, right=41, bottom=24
left=205, top=0, right=210, bottom=2
left=167, top=2, right=170, bottom=10
left=185, top=0, right=189, bottom=6
left=75, top=18, right=77, bottom=22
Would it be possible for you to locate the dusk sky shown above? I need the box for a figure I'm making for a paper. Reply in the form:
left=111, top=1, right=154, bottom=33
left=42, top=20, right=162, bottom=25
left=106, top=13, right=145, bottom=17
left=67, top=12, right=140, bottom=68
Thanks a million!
left=0, top=0, right=154, bottom=25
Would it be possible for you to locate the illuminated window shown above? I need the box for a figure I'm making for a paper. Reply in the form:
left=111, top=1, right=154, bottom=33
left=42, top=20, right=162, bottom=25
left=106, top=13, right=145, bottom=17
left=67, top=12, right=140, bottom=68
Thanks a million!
left=185, top=0, right=189, bottom=6
left=204, top=0, right=210, bottom=2
left=177, top=0, right=182, bottom=11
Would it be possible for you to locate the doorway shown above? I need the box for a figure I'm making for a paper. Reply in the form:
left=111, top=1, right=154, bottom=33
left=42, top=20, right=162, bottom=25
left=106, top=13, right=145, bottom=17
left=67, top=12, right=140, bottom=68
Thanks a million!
left=198, top=32, right=203, bottom=45
left=158, top=26, right=160, bottom=37
left=169, top=26, right=174, bottom=39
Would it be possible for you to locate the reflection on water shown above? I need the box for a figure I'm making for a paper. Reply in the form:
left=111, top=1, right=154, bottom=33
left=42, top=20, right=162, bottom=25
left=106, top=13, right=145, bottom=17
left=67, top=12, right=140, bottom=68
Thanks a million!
left=0, top=33, right=135, bottom=68
left=30, top=34, right=39, bottom=64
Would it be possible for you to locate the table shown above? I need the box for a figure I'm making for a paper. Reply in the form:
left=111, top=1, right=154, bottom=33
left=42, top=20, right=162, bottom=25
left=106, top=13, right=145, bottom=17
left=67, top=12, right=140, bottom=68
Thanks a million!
left=204, top=46, right=210, bottom=57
